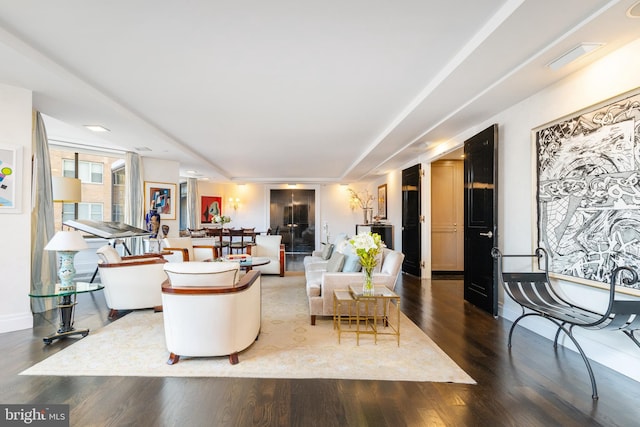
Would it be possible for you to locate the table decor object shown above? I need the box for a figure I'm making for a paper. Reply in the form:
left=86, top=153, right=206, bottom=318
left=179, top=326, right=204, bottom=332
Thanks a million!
left=350, top=232, right=382, bottom=296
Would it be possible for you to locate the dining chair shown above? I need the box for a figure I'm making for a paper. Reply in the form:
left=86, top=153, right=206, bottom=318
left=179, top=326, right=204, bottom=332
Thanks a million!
left=228, top=228, right=250, bottom=254
left=208, top=226, right=230, bottom=257
left=242, top=227, right=256, bottom=246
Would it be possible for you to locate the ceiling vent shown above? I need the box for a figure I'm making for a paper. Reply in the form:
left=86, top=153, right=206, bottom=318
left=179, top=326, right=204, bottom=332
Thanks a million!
left=547, top=43, right=604, bottom=70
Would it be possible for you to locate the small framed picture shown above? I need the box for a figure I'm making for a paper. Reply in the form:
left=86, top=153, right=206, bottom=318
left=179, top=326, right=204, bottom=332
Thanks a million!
left=377, top=184, right=387, bottom=219
left=144, top=181, right=177, bottom=220
left=0, top=144, right=23, bottom=213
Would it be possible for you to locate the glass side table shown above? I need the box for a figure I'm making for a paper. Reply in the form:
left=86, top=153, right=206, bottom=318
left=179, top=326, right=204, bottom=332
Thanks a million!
left=29, top=282, right=104, bottom=345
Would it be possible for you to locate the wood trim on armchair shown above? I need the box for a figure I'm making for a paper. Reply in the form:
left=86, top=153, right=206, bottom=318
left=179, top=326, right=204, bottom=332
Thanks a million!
left=279, top=243, right=285, bottom=277
left=98, top=258, right=167, bottom=268
left=161, top=270, right=260, bottom=295
left=161, top=247, right=189, bottom=261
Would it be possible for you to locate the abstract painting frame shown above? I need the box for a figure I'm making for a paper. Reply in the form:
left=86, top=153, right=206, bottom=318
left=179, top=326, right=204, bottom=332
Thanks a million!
left=535, top=87, right=640, bottom=294
left=201, top=195, right=222, bottom=223
left=144, top=181, right=177, bottom=220
left=377, top=184, right=387, bottom=219
left=0, top=144, right=22, bottom=213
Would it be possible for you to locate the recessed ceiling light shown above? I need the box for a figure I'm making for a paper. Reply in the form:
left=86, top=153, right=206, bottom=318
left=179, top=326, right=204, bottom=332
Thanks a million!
left=84, top=125, right=110, bottom=132
left=547, top=43, right=604, bottom=70
left=627, top=1, right=640, bottom=18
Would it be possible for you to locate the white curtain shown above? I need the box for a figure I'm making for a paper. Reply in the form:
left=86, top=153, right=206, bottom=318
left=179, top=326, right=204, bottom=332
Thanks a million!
left=31, top=112, right=57, bottom=312
left=186, top=177, right=198, bottom=230
left=124, top=152, right=144, bottom=254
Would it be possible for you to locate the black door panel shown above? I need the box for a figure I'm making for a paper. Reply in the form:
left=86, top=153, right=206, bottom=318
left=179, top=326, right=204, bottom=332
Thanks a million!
left=402, top=164, right=421, bottom=276
left=464, top=125, right=498, bottom=316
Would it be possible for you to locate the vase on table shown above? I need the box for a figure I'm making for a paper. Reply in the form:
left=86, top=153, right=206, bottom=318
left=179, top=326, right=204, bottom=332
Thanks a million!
left=362, top=266, right=374, bottom=296
left=363, top=208, right=373, bottom=224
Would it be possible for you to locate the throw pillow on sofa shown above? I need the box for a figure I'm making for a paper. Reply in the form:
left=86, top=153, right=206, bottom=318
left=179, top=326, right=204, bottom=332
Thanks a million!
left=326, top=251, right=345, bottom=272
left=335, top=239, right=362, bottom=272
left=321, top=243, right=334, bottom=260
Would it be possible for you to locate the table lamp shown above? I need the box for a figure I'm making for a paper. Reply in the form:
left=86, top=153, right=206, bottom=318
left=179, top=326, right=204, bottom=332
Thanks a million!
left=44, top=230, right=88, bottom=291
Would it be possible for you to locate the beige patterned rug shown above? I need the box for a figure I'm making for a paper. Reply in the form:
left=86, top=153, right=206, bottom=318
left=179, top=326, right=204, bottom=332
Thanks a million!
left=21, top=274, right=475, bottom=383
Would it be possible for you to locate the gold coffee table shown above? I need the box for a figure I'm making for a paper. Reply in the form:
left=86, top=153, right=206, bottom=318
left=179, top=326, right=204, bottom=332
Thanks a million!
left=332, top=285, right=401, bottom=346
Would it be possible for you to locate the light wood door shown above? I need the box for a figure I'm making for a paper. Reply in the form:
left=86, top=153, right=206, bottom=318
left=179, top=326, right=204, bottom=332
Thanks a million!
left=431, top=159, right=464, bottom=271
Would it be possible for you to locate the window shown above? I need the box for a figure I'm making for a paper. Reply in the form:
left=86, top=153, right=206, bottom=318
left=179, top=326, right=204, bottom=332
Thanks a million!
left=63, top=202, right=104, bottom=222
left=63, top=159, right=103, bottom=184
left=112, top=166, right=125, bottom=222
left=51, top=147, right=123, bottom=231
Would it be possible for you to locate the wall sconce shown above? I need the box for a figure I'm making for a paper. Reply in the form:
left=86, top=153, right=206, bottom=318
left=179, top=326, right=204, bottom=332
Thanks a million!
left=229, top=197, right=240, bottom=211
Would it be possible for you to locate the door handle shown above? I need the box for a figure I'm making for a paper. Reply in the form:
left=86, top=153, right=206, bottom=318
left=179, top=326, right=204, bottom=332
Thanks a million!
left=479, top=231, right=493, bottom=238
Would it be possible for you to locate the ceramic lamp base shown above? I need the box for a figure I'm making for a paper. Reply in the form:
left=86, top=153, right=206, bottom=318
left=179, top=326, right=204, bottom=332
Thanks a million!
left=57, top=250, right=78, bottom=291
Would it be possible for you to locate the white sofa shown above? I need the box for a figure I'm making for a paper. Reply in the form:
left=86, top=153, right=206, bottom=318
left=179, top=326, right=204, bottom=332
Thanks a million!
left=96, top=245, right=168, bottom=319
left=305, top=244, right=405, bottom=325
left=246, top=234, right=285, bottom=276
left=161, top=262, right=261, bottom=365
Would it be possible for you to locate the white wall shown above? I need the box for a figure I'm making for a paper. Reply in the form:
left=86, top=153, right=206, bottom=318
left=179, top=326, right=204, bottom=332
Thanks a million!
left=0, top=84, right=32, bottom=332
left=421, top=37, right=640, bottom=382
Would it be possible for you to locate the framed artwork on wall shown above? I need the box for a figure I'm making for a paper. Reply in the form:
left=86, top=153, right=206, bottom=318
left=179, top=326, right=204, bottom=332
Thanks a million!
left=0, top=144, right=22, bottom=213
left=144, top=181, right=177, bottom=220
left=201, top=195, right=222, bottom=223
left=535, top=87, right=640, bottom=295
left=377, top=184, right=387, bottom=219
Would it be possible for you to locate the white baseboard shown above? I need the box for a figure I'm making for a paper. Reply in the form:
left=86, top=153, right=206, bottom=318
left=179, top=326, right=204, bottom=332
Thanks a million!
left=0, top=312, right=32, bottom=333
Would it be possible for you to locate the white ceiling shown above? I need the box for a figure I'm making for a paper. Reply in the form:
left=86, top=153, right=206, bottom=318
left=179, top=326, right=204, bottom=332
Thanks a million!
left=0, top=0, right=639, bottom=183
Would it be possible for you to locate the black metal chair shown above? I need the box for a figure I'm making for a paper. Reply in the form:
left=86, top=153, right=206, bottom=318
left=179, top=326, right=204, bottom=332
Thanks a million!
left=492, top=247, right=640, bottom=399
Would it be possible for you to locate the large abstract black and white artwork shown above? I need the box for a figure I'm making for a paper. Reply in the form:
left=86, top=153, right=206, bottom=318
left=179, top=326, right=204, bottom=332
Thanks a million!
left=536, top=89, right=640, bottom=292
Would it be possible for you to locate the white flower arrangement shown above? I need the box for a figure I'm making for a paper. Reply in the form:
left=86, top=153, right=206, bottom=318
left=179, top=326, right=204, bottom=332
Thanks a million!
left=213, top=215, right=231, bottom=224
left=349, top=232, right=382, bottom=270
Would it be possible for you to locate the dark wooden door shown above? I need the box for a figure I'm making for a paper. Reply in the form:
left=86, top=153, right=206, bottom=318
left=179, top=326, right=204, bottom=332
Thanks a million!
left=464, top=124, right=498, bottom=316
left=402, top=164, right=421, bottom=276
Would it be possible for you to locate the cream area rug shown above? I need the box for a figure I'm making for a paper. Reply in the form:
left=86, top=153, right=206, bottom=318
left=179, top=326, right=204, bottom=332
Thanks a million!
left=21, top=274, right=475, bottom=384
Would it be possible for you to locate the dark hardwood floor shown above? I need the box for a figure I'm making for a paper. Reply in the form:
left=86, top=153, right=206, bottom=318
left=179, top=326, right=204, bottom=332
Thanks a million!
left=2, top=264, right=640, bottom=426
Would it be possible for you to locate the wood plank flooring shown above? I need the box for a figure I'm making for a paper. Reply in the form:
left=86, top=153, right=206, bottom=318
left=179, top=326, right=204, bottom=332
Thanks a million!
left=1, top=268, right=639, bottom=426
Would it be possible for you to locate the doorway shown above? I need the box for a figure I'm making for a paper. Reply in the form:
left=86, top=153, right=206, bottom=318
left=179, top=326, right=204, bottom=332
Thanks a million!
left=269, top=189, right=315, bottom=254
left=431, top=159, right=464, bottom=273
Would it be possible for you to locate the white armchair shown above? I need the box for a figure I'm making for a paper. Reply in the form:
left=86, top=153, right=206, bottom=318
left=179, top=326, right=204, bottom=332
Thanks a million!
left=161, top=236, right=217, bottom=262
left=246, top=234, right=285, bottom=276
left=161, top=262, right=261, bottom=365
left=96, top=245, right=168, bottom=319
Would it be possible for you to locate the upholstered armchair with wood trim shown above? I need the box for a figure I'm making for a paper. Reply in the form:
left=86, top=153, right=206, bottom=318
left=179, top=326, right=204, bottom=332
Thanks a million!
left=161, top=262, right=261, bottom=365
left=246, top=234, right=285, bottom=276
left=96, top=245, right=168, bottom=319
left=161, top=236, right=217, bottom=262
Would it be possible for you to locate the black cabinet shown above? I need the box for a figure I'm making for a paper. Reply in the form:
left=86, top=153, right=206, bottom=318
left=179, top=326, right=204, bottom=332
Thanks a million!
left=355, top=224, right=394, bottom=249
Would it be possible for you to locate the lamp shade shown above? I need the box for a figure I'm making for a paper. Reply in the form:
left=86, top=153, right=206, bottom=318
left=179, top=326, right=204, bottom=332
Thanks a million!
left=52, top=176, right=81, bottom=202
left=44, top=231, right=89, bottom=252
